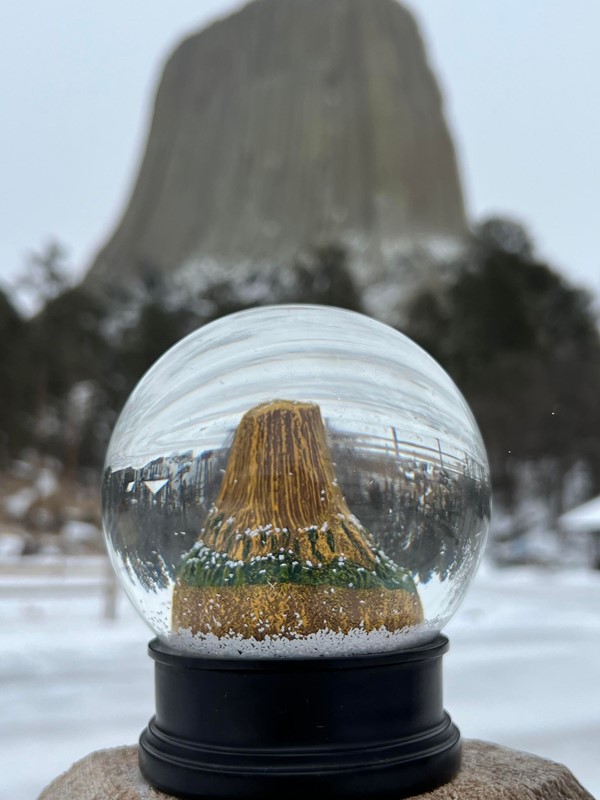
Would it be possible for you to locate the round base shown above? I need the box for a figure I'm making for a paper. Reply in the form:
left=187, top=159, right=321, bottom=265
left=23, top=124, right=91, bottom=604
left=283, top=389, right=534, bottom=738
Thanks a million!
left=139, top=635, right=460, bottom=799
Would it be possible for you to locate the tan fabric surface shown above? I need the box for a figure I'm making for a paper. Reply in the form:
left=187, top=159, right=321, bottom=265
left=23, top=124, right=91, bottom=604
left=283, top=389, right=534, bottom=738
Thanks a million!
left=38, top=739, right=594, bottom=800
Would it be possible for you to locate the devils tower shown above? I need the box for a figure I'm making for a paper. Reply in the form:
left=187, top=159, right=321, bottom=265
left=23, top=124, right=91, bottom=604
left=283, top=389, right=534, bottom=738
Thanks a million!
left=172, top=400, right=423, bottom=643
left=83, top=0, right=467, bottom=313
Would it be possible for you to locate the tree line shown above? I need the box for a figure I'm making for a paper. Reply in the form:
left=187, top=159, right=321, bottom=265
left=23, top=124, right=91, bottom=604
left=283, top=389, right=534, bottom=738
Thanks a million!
left=1, top=217, right=599, bottom=538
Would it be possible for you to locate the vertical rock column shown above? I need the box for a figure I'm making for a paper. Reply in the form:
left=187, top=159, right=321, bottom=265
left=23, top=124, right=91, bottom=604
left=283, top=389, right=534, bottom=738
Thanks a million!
left=172, top=400, right=423, bottom=641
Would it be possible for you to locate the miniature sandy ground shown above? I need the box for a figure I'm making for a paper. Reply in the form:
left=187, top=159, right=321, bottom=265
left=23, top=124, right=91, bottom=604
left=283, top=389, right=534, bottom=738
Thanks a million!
left=37, top=740, right=594, bottom=799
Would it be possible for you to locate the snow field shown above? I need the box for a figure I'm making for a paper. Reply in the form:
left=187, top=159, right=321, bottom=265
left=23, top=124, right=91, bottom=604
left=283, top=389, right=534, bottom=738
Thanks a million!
left=0, top=562, right=598, bottom=799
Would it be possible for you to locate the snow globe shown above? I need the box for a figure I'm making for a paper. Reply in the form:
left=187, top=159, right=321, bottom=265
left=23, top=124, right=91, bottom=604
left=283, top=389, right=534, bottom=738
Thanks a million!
left=102, top=305, right=491, bottom=799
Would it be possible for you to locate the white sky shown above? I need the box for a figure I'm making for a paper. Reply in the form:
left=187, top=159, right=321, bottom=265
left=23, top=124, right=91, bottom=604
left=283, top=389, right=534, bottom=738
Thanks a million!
left=1, top=0, right=599, bottom=299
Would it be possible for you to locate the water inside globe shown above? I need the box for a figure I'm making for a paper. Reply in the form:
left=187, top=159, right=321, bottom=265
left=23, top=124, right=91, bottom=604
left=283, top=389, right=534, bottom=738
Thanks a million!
left=102, top=306, right=491, bottom=657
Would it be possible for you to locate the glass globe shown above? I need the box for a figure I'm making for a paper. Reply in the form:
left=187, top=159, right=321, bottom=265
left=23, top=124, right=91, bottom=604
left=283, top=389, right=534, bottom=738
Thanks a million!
left=103, top=305, right=490, bottom=658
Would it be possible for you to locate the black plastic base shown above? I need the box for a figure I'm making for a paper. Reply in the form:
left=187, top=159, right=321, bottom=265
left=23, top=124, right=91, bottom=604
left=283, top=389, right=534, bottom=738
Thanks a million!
left=139, top=636, right=460, bottom=799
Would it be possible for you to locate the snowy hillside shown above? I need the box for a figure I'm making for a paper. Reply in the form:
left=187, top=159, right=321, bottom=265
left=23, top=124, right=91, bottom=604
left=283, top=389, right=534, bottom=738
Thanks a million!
left=0, top=560, right=598, bottom=799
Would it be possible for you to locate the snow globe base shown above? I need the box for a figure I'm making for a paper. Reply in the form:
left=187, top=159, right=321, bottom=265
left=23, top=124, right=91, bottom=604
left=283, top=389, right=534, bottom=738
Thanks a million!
left=139, top=634, right=461, bottom=799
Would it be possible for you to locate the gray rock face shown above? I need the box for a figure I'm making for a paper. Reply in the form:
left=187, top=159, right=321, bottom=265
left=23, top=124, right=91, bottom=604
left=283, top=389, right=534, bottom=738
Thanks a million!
left=83, top=0, right=468, bottom=306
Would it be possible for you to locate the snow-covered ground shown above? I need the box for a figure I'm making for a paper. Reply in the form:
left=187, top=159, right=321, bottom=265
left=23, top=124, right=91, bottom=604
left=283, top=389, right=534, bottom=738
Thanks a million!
left=1, top=561, right=598, bottom=800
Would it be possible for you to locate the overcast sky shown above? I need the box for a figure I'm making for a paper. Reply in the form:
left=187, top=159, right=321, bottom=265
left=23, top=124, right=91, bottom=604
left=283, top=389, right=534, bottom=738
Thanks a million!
left=1, top=0, right=599, bottom=300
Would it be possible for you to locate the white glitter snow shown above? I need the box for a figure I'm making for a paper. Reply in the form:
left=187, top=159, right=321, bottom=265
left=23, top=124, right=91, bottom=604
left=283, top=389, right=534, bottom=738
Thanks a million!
left=165, top=621, right=440, bottom=658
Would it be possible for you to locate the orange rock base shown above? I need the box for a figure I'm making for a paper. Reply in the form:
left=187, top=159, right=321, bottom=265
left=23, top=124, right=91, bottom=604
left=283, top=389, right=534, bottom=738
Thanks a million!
left=172, top=580, right=424, bottom=640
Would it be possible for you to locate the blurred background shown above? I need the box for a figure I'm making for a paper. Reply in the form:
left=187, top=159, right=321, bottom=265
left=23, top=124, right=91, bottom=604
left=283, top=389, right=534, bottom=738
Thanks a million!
left=1, top=1, right=599, bottom=797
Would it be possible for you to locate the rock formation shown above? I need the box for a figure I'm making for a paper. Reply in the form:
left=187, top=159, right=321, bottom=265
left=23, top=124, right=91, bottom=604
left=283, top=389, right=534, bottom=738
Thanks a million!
left=83, top=0, right=467, bottom=318
left=38, top=741, right=597, bottom=800
left=172, top=400, right=423, bottom=641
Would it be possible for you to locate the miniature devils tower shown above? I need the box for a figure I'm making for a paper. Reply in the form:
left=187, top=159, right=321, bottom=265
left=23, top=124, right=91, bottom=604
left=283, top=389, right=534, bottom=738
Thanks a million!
left=172, top=400, right=423, bottom=641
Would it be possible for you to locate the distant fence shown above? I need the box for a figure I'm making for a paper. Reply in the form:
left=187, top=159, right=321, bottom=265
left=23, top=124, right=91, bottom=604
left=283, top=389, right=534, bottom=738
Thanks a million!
left=0, top=555, right=119, bottom=619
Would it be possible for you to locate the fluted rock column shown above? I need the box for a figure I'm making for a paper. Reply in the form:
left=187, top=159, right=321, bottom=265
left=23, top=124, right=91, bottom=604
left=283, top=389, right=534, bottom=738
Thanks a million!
left=83, top=0, right=468, bottom=302
left=172, top=399, right=423, bottom=640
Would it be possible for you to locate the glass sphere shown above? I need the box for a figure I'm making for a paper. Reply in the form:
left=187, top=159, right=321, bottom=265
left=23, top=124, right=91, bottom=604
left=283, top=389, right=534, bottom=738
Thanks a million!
left=103, top=305, right=490, bottom=657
